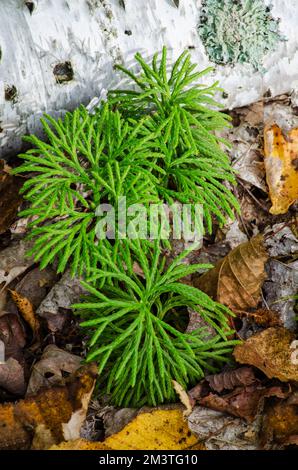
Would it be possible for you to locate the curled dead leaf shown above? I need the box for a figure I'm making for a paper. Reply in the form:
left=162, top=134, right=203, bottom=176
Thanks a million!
left=0, top=313, right=26, bottom=360
left=0, top=160, right=23, bottom=234
left=172, top=380, right=193, bottom=417
left=0, top=357, right=25, bottom=395
left=234, top=327, right=298, bottom=382
left=188, top=367, right=290, bottom=423
left=188, top=406, right=259, bottom=450
left=206, top=367, right=257, bottom=393
left=9, top=289, right=40, bottom=337
left=193, top=235, right=268, bottom=313
left=0, top=363, right=97, bottom=450
left=27, top=345, right=82, bottom=395
left=238, top=308, right=282, bottom=327
left=197, top=384, right=289, bottom=423
left=261, top=399, right=298, bottom=448
left=264, top=124, right=298, bottom=214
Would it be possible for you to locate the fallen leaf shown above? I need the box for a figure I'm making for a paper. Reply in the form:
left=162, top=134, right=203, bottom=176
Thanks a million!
left=0, top=239, right=35, bottom=289
left=206, top=367, right=257, bottom=393
left=9, top=215, right=36, bottom=235
left=188, top=367, right=289, bottom=422
left=238, top=308, right=282, bottom=327
left=102, top=407, right=138, bottom=438
left=50, top=439, right=110, bottom=450
left=244, top=101, right=264, bottom=127
left=0, top=160, right=23, bottom=234
left=9, top=289, right=40, bottom=337
left=51, top=408, right=201, bottom=450
left=188, top=406, right=259, bottom=450
left=234, top=327, right=298, bottom=382
left=173, top=380, right=193, bottom=416
left=36, top=270, right=87, bottom=332
left=261, top=399, right=298, bottom=448
left=13, top=266, right=58, bottom=310
left=224, top=220, right=248, bottom=250
left=0, top=363, right=97, bottom=449
left=0, top=357, right=25, bottom=395
left=27, top=345, right=82, bottom=395
left=264, top=223, right=298, bottom=257
left=188, top=367, right=257, bottom=401
left=264, top=124, right=298, bottom=214
left=197, top=384, right=289, bottom=423
left=264, top=94, right=298, bottom=131
left=227, top=102, right=266, bottom=191
left=0, top=313, right=26, bottom=361
left=193, top=235, right=268, bottom=313
left=263, top=259, right=298, bottom=330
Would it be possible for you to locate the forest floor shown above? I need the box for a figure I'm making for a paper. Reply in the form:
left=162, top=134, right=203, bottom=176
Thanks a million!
left=0, top=93, right=297, bottom=450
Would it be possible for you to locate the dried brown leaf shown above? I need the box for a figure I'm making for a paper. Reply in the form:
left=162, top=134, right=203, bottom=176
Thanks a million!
left=199, top=384, right=289, bottom=422
left=36, top=270, right=87, bottom=332
left=193, top=235, right=268, bottom=313
left=0, top=363, right=97, bottom=450
left=188, top=406, right=259, bottom=450
left=261, top=399, right=298, bottom=448
left=13, top=267, right=58, bottom=310
left=0, top=239, right=35, bottom=289
left=0, top=357, right=25, bottom=395
left=0, top=160, right=23, bottom=234
left=0, top=313, right=26, bottom=360
left=238, top=308, right=282, bottom=327
left=27, top=345, right=82, bottom=395
left=244, top=101, right=264, bottom=126
left=206, top=367, right=257, bottom=393
left=234, top=327, right=298, bottom=382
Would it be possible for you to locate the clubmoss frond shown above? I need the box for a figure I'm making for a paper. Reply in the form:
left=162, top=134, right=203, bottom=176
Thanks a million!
left=73, top=239, right=238, bottom=406
left=109, top=47, right=240, bottom=232
left=13, top=104, right=161, bottom=276
left=13, top=48, right=241, bottom=406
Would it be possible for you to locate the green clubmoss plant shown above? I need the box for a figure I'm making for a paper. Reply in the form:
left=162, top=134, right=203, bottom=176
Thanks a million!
left=13, top=104, right=164, bottom=276
left=74, top=238, right=238, bottom=406
left=13, top=47, right=241, bottom=406
left=109, top=47, right=240, bottom=232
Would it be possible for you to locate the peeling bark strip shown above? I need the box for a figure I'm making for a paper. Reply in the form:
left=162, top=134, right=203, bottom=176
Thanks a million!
left=0, top=0, right=297, bottom=159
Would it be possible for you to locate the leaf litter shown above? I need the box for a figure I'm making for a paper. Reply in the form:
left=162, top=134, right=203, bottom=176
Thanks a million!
left=0, top=92, right=298, bottom=450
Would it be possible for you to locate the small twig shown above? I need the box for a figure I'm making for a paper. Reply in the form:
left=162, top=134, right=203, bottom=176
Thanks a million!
left=237, top=177, right=269, bottom=212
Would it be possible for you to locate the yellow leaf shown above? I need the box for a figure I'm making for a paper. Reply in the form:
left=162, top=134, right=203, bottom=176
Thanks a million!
left=264, top=124, right=298, bottom=214
left=9, top=289, right=40, bottom=336
left=0, top=364, right=97, bottom=450
left=51, top=408, right=203, bottom=450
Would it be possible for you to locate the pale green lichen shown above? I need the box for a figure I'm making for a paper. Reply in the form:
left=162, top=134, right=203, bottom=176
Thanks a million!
left=198, top=0, right=285, bottom=70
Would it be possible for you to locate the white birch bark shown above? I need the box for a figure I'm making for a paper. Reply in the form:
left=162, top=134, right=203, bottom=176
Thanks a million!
left=0, top=0, right=297, bottom=159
